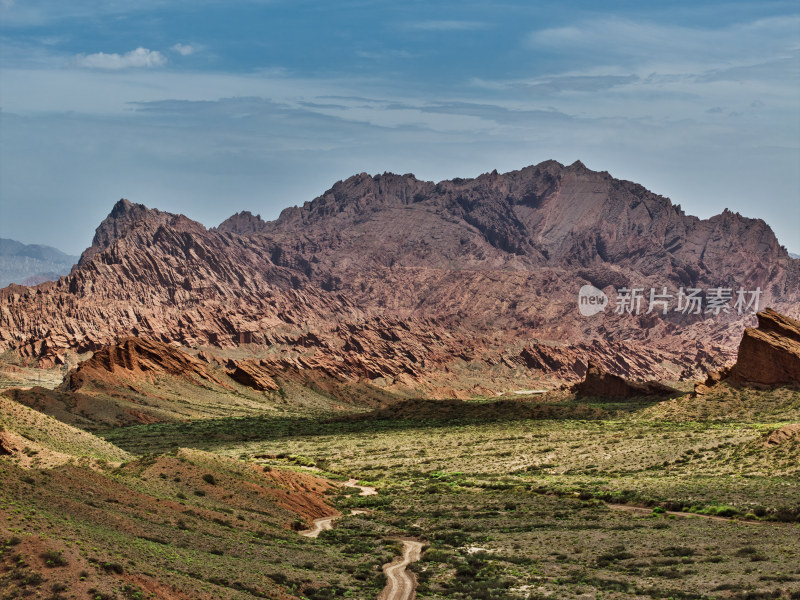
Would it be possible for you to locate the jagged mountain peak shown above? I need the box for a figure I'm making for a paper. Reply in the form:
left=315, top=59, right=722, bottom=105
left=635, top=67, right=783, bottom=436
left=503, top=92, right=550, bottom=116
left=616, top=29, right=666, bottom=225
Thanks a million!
left=79, top=199, right=168, bottom=265
left=78, top=200, right=212, bottom=267
left=109, top=198, right=136, bottom=217
left=105, top=198, right=168, bottom=224
left=216, top=210, right=268, bottom=235
left=568, top=159, right=589, bottom=171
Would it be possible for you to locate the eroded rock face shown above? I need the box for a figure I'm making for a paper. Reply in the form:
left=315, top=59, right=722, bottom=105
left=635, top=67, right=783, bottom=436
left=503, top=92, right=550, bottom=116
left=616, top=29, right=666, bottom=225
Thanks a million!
left=226, top=359, right=279, bottom=392
left=573, top=361, right=680, bottom=398
left=728, top=309, right=800, bottom=385
left=511, top=340, right=691, bottom=383
left=64, top=337, right=225, bottom=391
left=1, top=161, right=798, bottom=388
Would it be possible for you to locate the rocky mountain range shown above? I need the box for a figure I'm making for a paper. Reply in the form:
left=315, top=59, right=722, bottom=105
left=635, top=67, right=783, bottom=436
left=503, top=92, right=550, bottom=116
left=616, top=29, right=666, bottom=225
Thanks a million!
left=0, top=160, right=797, bottom=393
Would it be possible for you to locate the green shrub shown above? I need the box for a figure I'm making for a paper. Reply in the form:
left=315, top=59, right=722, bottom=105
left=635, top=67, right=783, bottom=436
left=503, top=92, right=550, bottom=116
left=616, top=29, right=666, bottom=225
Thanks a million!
left=712, top=505, right=738, bottom=518
left=596, top=546, right=634, bottom=566
left=774, top=507, right=800, bottom=522
left=41, top=549, right=67, bottom=567
left=423, top=548, right=451, bottom=562
left=99, top=561, right=124, bottom=574
left=120, top=583, right=145, bottom=600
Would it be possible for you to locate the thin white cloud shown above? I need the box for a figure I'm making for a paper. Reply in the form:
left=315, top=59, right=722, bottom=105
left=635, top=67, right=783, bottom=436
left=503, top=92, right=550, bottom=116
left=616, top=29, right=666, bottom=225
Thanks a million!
left=471, top=74, right=640, bottom=94
left=526, top=16, right=800, bottom=68
left=457, top=15, right=798, bottom=127
left=171, top=43, right=198, bottom=56
left=407, top=20, right=487, bottom=31
left=76, top=47, right=167, bottom=70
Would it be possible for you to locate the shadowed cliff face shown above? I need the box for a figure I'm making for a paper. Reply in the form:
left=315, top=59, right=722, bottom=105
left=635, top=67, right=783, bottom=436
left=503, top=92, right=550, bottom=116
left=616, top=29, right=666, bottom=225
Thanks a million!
left=729, top=309, right=800, bottom=386
left=1, top=160, right=798, bottom=389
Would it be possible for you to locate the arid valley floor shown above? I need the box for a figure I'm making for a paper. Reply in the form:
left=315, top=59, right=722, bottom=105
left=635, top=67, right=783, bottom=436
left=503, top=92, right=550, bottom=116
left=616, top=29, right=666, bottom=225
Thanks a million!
left=1, top=343, right=799, bottom=599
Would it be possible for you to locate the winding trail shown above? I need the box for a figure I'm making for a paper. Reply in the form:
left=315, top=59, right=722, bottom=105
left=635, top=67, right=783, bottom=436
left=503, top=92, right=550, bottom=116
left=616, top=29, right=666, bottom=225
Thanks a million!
left=298, top=478, right=375, bottom=537
left=341, top=480, right=424, bottom=598
left=297, top=477, right=424, bottom=598
left=298, top=515, right=340, bottom=538
left=378, top=540, right=424, bottom=600
left=298, top=509, right=371, bottom=538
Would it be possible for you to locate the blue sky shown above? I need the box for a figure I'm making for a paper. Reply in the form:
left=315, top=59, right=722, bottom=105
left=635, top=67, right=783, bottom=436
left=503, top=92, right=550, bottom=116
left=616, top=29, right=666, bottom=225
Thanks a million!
left=1, top=0, right=798, bottom=255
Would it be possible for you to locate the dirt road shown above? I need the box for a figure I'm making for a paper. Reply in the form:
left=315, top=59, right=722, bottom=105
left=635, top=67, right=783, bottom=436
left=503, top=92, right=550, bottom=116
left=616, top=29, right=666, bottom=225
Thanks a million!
left=297, top=477, right=423, bottom=599
left=298, top=509, right=370, bottom=538
left=378, top=540, right=424, bottom=600
left=298, top=515, right=340, bottom=538
left=344, top=478, right=377, bottom=496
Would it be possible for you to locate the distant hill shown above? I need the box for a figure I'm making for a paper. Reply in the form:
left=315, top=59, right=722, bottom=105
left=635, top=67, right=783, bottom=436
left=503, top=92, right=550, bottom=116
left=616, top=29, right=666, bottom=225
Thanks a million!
left=790, top=252, right=800, bottom=259
left=0, top=238, right=78, bottom=288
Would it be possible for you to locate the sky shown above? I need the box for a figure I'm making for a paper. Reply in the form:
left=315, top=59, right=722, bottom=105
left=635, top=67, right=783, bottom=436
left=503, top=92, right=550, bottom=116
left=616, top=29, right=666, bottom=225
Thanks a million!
left=0, top=0, right=798, bottom=255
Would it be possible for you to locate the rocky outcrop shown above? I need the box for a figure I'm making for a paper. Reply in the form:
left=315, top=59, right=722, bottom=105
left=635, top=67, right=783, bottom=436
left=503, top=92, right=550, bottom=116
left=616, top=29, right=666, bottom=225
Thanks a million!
left=0, top=198, right=344, bottom=366
left=765, top=424, right=800, bottom=447
left=573, top=361, right=680, bottom=398
left=227, top=359, right=279, bottom=392
left=64, top=337, right=226, bottom=391
left=511, top=340, right=694, bottom=383
left=77, top=198, right=173, bottom=268
left=728, top=308, right=800, bottom=385
left=197, top=350, right=224, bottom=365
